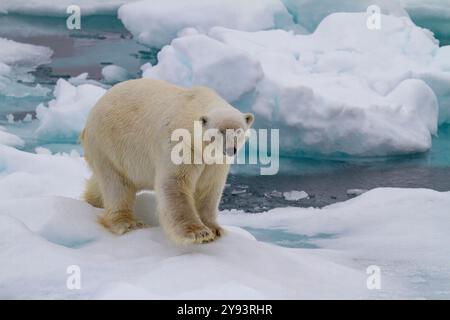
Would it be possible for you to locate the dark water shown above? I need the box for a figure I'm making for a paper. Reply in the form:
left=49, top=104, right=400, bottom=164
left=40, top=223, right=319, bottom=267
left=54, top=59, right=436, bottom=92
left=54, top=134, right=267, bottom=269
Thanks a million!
left=222, top=164, right=450, bottom=212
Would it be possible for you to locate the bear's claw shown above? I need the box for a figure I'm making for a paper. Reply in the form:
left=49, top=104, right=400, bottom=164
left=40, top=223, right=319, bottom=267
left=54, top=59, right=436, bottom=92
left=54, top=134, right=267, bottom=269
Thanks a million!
left=182, top=224, right=216, bottom=244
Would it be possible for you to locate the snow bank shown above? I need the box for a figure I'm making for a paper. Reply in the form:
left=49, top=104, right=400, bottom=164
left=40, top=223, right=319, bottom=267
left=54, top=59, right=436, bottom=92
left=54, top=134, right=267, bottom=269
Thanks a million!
left=0, top=201, right=367, bottom=299
left=282, top=0, right=408, bottom=32
left=144, top=13, right=450, bottom=156
left=0, top=144, right=449, bottom=298
left=0, top=145, right=89, bottom=200
left=0, top=0, right=138, bottom=16
left=144, top=34, right=263, bottom=102
left=0, top=38, right=52, bottom=98
left=222, top=188, right=450, bottom=299
left=35, top=79, right=106, bottom=141
left=118, top=0, right=295, bottom=48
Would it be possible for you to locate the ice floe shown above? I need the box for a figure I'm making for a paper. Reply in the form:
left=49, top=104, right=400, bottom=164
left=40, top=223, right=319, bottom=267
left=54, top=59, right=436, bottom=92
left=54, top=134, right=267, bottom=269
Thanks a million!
left=35, top=79, right=106, bottom=141
left=143, top=13, right=450, bottom=156
left=0, top=145, right=448, bottom=298
left=0, top=37, right=52, bottom=98
left=118, top=0, right=295, bottom=48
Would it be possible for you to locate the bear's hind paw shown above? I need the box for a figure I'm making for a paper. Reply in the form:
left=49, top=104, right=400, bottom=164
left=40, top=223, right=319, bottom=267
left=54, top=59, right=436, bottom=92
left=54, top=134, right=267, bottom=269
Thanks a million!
left=98, top=210, right=147, bottom=235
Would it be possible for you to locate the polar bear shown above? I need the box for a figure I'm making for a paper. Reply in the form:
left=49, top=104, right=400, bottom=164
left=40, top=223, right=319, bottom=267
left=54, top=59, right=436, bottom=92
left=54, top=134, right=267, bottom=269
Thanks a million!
left=81, top=79, right=254, bottom=244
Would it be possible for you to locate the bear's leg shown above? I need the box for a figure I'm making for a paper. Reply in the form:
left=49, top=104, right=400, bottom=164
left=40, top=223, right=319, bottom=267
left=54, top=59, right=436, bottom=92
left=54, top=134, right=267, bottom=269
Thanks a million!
left=156, top=168, right=216, bottom=244
left=195, top=173, right=227, bottom=238
left=96, top=164, right=142, bottom=235
left=83, top=175, right=103, bottom=208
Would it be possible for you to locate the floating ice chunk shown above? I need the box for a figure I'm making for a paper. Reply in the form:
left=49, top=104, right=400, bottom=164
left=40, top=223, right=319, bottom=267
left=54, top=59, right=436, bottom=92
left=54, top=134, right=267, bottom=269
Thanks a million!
left=0, top=38, right=52, bottom=98
left=22, top=114, right=33, bottom=122
left=0, top=37, right=52, bottom=68
left=144, top=35, right=263, bottom=102
left=6, top=114, right=14, bottom=124
left=35, top=79, right=106, bottom=140
left=265, top=190, right=283, bottom=198
left=118, top=0, right=294, bottom=47
left=346, top=189, right=368, bottom=197
left=101, top=65, right=129, bottom=84
left=0, top=127, right=24, bottom=147
left=68, top=72, right=108, bottom=88
left=283, top=190, right=309, bottom=201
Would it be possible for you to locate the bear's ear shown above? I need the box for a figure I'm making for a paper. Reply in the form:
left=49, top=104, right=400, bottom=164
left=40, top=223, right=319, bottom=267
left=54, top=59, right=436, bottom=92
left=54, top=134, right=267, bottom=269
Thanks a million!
left=244, top=113, right=254, bottom=127
left=200, top=115, right=208, bottom=126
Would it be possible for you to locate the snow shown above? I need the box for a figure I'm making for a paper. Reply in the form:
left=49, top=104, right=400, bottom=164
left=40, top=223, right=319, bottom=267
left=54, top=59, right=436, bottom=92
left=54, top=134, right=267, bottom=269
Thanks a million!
left=283, top=190, right=308, bottom=201
left=35, top=79, right=106, bottom=141
left=0, top=146, right=449, bottom=298
left=0, top=145, right=89, bottom=200
left=281, top=0, right=408, bottom=32
left=1, top=0, right=450, bottom=299
left=118, top=0, right=295, bottom=48
left=101, top=65, right=130, bottom=84
left=222, top=188, right=450, bottom=298
left=0, top=38, right=52, bottom=68
left=0, top=127, right=24, bottom=148
left=144, top=13, right=450, bottom=156
left=143, top=35, right=263, bottom=102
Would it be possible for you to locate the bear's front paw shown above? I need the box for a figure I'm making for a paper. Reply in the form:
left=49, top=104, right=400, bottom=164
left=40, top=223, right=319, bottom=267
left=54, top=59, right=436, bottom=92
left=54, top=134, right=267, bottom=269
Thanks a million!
left=98, top=210, right=146, bottom=235
left=180, top=223, right=216, bottom=244
left=204, top=222, right=224, bottom=238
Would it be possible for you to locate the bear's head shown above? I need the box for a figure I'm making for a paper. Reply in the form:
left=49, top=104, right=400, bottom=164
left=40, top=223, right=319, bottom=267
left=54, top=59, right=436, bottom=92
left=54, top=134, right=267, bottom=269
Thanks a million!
left=199, top=108, right=254, bottom=159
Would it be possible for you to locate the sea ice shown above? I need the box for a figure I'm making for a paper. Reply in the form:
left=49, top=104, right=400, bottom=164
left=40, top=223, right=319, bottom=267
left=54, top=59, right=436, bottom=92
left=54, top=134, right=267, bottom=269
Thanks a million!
left=101, top=65, right=130, bottom=84
left=0, top=127, right=24, bottom=148
left=0, top=146, right=448, bottom=298
left=143, top=13, right=450, bottom=156
left=283, top=190, right=308, bottom=201
left=118, top=0, right=295, bottom=48
left=143, top=35, right=263, bottom=102
left=346, top=188, right=368, bottom=196
left=35, top=79, right=106, bottom=141
left=0, top=37, right=52, bottom=98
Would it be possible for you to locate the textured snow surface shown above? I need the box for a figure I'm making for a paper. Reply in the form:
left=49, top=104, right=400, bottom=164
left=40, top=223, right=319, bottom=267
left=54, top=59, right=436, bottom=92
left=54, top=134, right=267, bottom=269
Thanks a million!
left=0, top=145, right=449, bottom=299
left=118, top=0, right=295, bottom=48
